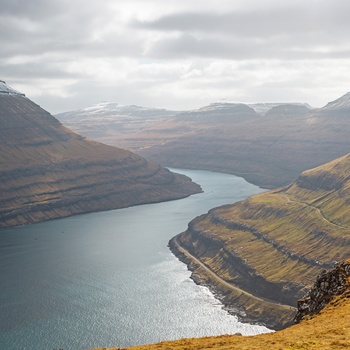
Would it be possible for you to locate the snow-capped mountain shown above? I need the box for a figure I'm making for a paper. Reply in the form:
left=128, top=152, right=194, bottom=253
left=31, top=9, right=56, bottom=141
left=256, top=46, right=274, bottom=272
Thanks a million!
left=0, top=80, right=25, bottom=96
left=247, top=103, right=311, bottom=116
left=58, top=102, right=178, bottom=120
left=213, top=100, right=311, bottom=115
left=56, top=102, right=179, bottom=135
left=321, top=92, right=350, bottom=111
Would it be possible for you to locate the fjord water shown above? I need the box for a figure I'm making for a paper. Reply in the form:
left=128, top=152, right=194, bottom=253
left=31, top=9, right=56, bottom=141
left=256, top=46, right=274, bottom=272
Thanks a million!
left=0, top=169, right=269, bottom=350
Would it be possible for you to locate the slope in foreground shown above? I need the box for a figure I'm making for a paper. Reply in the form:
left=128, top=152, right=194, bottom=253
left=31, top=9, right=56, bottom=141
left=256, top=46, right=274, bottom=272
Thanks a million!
left=96, top=259, right=350, bottom=350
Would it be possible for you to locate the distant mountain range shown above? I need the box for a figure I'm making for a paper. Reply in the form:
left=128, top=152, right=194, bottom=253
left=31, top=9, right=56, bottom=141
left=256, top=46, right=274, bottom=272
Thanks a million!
left=0, top=81, right=201, bottom=229
left=321, top=91, right=350, bottom=111
left=56, top=92, right=350, bottom=188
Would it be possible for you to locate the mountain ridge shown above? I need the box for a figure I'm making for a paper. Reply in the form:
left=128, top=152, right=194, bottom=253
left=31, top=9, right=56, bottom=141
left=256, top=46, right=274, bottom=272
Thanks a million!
left=320, top=91, right=350, bottom=111
left=56, top=91, right=350, bottom=188
left=0, top=82, right=201, bottom=229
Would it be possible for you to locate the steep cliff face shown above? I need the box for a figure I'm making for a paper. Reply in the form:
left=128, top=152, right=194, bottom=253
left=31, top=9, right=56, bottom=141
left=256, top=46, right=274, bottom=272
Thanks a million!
left=0, top=83, right=201, bottom=229
left=294, top=259, right=350, bottom=324
left=170, top=153, right=350, bottom=329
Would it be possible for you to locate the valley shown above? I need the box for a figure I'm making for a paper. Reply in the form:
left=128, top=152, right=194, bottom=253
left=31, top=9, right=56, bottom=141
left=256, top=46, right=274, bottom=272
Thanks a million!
left=2, top=80, right=350, bottom=348
left=56, top=94, right=350, bottom=188
left=55, top=91, right=350, bottom=346
left=3, top=1, right=350, bottom=349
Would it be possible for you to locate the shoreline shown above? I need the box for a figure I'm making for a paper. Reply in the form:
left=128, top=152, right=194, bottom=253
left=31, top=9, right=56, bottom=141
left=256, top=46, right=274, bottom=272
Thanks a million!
left=168, top=234, right=296, bottom=330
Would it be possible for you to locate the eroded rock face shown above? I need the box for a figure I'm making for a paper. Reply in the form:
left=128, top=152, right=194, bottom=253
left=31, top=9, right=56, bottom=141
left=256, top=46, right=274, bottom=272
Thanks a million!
left=294, top=260, right=350, bottom=323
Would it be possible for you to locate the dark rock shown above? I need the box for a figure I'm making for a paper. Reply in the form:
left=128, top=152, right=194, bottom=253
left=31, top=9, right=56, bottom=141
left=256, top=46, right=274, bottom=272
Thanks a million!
left=294, top=260, right=350, bottom=324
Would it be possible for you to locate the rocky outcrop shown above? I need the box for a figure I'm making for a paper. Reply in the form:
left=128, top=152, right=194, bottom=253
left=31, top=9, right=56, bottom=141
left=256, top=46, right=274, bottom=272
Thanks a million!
left=0, top=82, right=201, bottom=229
left=294, top=259, right=350, bottom=323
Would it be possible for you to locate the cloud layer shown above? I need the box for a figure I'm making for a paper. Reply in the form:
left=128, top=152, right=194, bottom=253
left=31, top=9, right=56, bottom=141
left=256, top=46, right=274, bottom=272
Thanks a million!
left=1, top=0, right=350, bottom=113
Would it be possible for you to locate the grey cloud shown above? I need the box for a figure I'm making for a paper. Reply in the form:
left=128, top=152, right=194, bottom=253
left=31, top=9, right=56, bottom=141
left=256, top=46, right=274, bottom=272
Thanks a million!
left=0, top=5, right=142, bottom=59
left=0, top=0, right=63, bottom=19
left=0, top=62, right=83, bottom=80
left=1, top=0, right=350, bottom=113
left=132, top=1, right=350, bottom=61
left=146, top=34, right=256, bottom=59
left=146, top=32, right=350, bottom=60
left=133, top=2, right=350, bottom=41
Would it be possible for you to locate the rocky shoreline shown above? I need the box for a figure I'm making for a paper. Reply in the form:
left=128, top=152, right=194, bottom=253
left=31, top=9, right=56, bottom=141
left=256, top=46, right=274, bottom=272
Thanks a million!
left=168, top=234, right=296, bottom=330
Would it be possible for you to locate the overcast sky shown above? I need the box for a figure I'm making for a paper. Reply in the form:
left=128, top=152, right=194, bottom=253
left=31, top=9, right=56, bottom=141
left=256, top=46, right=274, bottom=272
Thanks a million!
left=1, top=0, right=350, bottom=113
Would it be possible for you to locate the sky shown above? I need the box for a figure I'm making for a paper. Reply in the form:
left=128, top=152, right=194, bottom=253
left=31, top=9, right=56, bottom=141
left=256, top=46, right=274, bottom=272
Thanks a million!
left=1, top=0, right=350, bottom=114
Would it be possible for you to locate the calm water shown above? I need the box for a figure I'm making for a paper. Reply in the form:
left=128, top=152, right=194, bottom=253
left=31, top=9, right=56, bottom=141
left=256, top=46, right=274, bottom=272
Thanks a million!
left=0, top=169, right=268, bottom=350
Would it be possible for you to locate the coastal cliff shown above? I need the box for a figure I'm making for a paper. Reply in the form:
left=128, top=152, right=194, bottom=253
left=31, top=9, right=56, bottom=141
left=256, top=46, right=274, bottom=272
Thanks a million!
left=0, top=82, right=201, bottom=229
left=169, top=152, right=350, bottom=329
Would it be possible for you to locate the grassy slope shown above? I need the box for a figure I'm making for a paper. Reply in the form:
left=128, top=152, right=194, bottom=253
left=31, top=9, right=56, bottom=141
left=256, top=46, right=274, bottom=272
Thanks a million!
left=172, top=153, right=350, bottom=328
left=95, top=260, right=350, bottom=350
left=96, top=260, right=350, bottom=350
left=0, top=95, right=201, bottom=228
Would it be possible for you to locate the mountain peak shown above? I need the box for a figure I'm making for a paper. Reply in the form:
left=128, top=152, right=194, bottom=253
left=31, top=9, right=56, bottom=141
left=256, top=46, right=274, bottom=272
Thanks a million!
left=321, top=91, right=350, bottom=111
left=0, top=80, right=25, bottom=96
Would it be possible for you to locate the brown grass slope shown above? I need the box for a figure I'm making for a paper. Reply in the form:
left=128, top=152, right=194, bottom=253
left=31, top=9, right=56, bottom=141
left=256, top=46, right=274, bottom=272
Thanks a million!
left=170, top=153, right=350, bottom=329
left=0, top=93, right=201, bottom=229
left=96, top=260, right=350, bottom=350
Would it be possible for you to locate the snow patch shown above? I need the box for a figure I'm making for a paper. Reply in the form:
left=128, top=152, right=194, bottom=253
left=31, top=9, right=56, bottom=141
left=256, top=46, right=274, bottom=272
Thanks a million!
left=0, top=80, right=25, bottom=96
left=322, top=92, right=350, bottom=110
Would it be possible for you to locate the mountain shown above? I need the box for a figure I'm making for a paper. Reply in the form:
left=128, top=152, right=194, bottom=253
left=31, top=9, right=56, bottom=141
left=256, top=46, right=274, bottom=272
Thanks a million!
left=168, top=152, right=350, bottom=329
left=320, top=91, right=350, bottom=111
left=264, top=104, right=311, bottom=118
left=248, top=102, right=311, bottom=115
left=0, top=81, right=201, bottom=229
left=138, top=97, right=350, bottom=188
left=57, top=94, right=350, bottom=188
left=56, top=102, right=179, bottom=150
left=95, top=259, right=350, bottom=350
left=177, top=102, right=259, bottom=120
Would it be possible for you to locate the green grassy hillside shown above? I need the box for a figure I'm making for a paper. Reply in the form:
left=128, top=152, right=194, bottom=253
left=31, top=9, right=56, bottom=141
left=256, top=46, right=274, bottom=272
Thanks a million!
left=169, top=153, right=350, bottom=329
